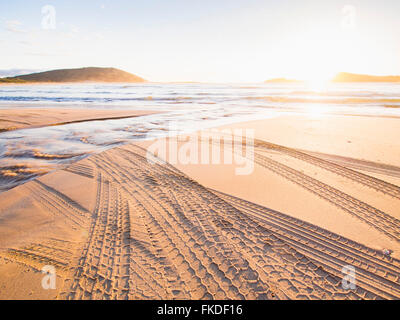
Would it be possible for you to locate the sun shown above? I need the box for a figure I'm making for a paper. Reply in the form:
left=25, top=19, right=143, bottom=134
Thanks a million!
left=305, top=72, right=335, bottom=92
left=292, top=58, right=338, bottom=92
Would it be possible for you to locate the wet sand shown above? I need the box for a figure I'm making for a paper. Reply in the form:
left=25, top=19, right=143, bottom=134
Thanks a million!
left=0, top=113, right=400, bottom=299
left=0, top=108, right=160, bottom=132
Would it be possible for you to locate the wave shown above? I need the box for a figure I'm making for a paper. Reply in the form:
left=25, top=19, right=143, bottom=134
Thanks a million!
left=0, top=95, right=198, bottom=103
left=2, top=94, right=400, bottom=106
left=246, top=96, right=400, bottom=104
left=289, top=91, right=389, bottom=97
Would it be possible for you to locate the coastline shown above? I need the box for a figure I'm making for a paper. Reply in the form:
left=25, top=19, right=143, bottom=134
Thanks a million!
left=1, top=111, right=400, bottom=299
left=0, top=108, right=160, bottom=132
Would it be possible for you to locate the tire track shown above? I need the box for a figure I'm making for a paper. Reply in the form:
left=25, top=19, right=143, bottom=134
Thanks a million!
left=0, top=239, right=79, bottom=297
left=2, top=240, right=75, bottom=273
left=251, top=152, right=400, bottom=242
left=93, top=149, right=286, bottom=299
left=201, top=135, right=400, bottom=198
left=65, top=172, right=166, bottom=300
left=90, top=146, right=381, bottom=299
left=211, top=189, right=400, bottom=299
left=253, top=138, right=400, bottom=199
left=122, top=144, right=397, bottom=299
left=89, top=153, right=239, bottom=299
left=14, top=140, right=398, bottom=299
left=63, top=162, right=95, bottom=179
left=25, top=179, right=91, bottom=228
left=129, top=198, right=187, bottom=299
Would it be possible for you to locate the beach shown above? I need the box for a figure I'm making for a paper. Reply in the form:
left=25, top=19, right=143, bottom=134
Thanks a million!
left=3, top=0, right=400, bottom=307
left=0, top=108, right=159, bottom=131
left=1, top=111, right=400, bottom=299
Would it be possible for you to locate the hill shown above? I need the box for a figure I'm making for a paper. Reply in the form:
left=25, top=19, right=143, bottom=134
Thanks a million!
left=332, top=72, right=400, bottom=82
left=4, top=67, right=146, bottom=83
left=265, top=72, right=400, bottom=84
left=265, top=78, right=303, bottom=83
left=0, top=78, right=26, bottom=83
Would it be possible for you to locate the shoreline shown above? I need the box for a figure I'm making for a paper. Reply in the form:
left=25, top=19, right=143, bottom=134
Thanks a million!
left=1, top=111, right=400, bottom=299
left=0, top=108, right=160, bottom=132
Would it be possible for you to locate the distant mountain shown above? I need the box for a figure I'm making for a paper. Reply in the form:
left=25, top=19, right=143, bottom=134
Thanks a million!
left=3, top=67, right=146, bottom=83
left=0, top=78, right=26, bottom=83
left=265, top=78, right=302, bottom=83
left=332, top=72, right=400, bottom=83
left=265, top=72, right=400, bottom=83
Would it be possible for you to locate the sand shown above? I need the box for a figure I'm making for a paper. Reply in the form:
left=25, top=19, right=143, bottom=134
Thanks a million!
left=220, top=114, right=400, bottom=167
left=0, top=112, right=400, bottom=300
left=0, top=108, right=159, bottom=131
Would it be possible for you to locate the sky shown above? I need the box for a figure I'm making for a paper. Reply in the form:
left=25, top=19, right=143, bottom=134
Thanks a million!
left=1, top=0, right=400, bottom=82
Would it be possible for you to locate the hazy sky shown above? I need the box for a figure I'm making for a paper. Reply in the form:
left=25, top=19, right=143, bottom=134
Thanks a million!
left=1, top=0, right=400, bottom=82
